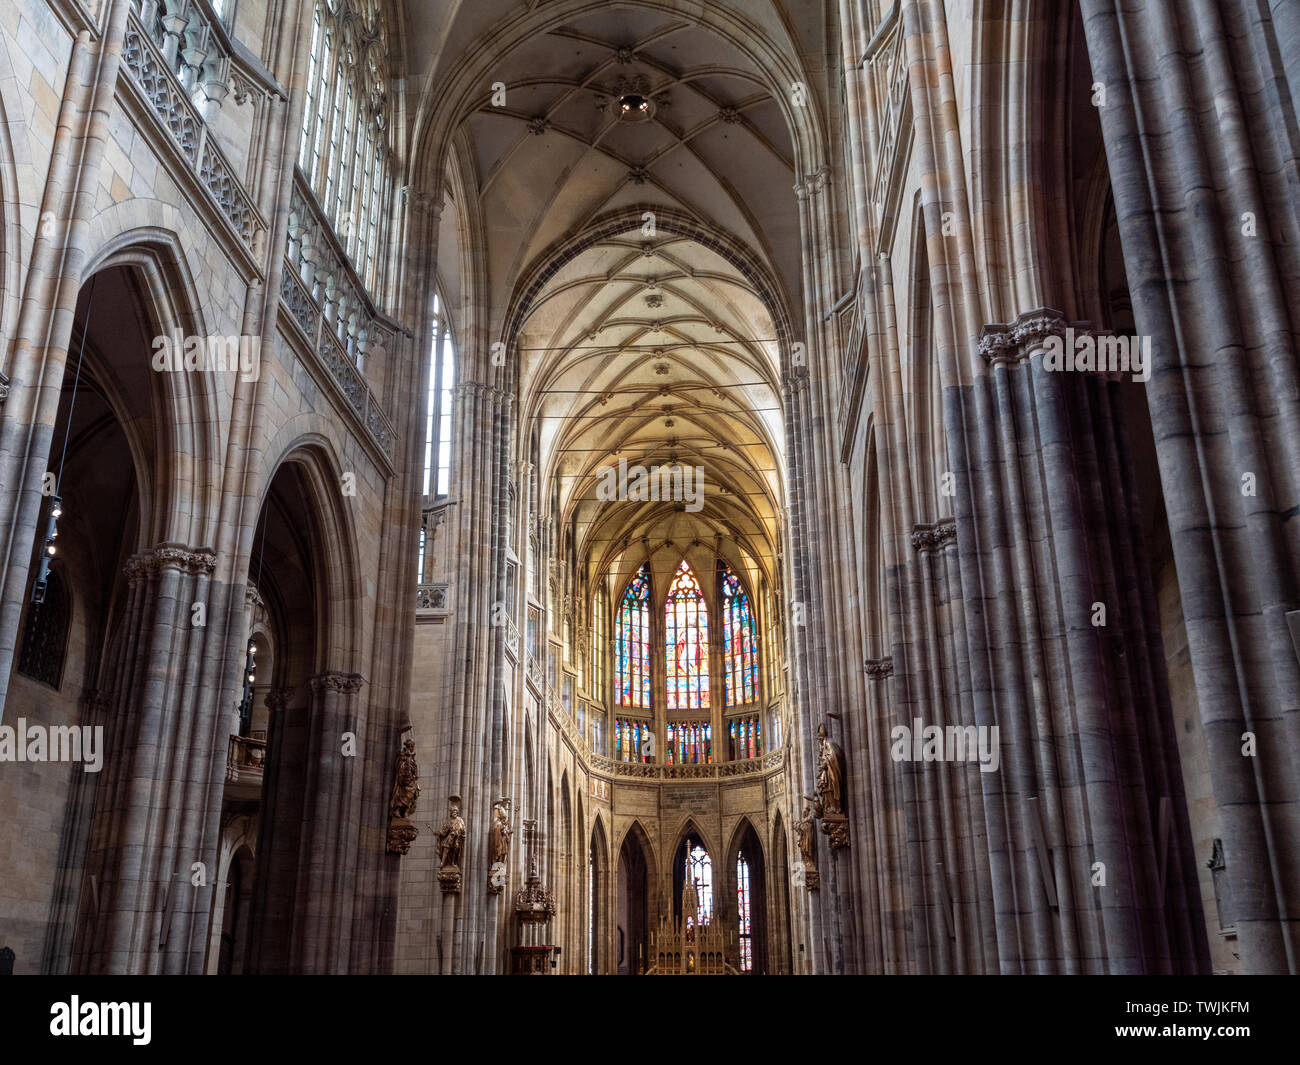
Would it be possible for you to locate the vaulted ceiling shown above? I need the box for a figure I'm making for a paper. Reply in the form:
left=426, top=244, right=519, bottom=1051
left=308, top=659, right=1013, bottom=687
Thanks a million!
left=411, top=1, right=824, bottom=595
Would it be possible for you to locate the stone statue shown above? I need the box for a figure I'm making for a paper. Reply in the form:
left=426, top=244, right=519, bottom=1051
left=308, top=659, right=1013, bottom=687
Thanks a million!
left=796, top=805, right=817, bottom=865
left=389, top=738, right=420, bottom=819
left=438, top=797, right=466, bottom=869
left=490, top=798, right=512, bottom=865
left=815, top=722, right=845, bottom=817
left=386, top=737, right=420, bottom=855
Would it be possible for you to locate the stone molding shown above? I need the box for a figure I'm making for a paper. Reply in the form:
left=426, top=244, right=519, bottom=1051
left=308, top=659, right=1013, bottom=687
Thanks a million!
left=265, top=686, right=296, bottom=711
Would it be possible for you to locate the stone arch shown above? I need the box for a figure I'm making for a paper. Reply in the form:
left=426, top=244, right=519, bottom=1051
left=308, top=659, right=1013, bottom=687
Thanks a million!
left=81, top=230, right=225, bottom=547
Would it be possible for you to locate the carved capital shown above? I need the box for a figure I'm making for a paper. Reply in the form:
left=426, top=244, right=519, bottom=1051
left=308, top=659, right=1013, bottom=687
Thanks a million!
left=124, top=543, right=217, bottom=582
left=864, top=656, right=894, bottom=679
left=245, top=584, right=264, bottom=609
left=310, top=670, right=364, bottom=694
left=910, top=518, right=957, bottom=554
left=979, top=307, right=1076, bottom=367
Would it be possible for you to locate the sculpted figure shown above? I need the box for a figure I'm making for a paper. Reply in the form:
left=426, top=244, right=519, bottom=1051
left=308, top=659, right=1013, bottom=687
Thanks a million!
left=815, top=722, right=845, bottom=816
left=795, top=805, right=817, bottom=865
left=438, top=797, right=466, bottom=868
left=389, top=738, right=420, bottom=819
left=490, top=798, right=512, bottom=865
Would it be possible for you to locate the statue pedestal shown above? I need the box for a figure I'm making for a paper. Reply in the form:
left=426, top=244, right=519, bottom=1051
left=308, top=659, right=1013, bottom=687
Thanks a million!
left=387, top=817, right=418, bottom=854
left=820, top=813, right=850, bottom=850
left=438, top=864, right=462, bottom=894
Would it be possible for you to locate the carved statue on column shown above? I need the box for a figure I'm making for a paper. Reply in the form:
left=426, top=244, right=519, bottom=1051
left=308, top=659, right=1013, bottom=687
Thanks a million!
left=795, top=804, right=819, bottom=891
left=386, top=738, right=420, bottom=854
left=437, top=795, right=466, bottom=893
left=488, top=798, right=511, bottom=894
left=815, top=721, right=851, bottom=850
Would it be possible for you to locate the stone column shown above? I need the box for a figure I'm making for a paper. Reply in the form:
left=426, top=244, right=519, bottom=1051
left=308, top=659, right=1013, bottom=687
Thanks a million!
left=74, top=542, right=225, bottom=974
left=942, top=309, right=1208, bottom=973
left=1080, top=0, right=1300, bottom=974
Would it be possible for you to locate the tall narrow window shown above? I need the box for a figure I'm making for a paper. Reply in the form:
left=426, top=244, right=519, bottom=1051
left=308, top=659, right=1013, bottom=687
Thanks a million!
left=616, top=563, right=652, bottom=709
left=422, top=293, right=456, bottom=498
left=296, top=0, right=391, bottom=293
left=720, top=562, right=758, bottom=706
left=588, top=847, right=595, bottom=974
left=591, top=585, right=608, bottom=702
left=737, top=852, right=753, bottom=972
left=665, top=560, right=708, bottom=710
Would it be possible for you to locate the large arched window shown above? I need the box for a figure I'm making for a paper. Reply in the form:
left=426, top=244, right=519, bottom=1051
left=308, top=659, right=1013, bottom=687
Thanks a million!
left=720, top=562, right=758, bottom=706
left=678, top=837, right=714, bottom=928
left=298, top=0, right=392, bottom=292
left=665, top=561, right=708, bottom=710
left=615, top=563, right=652, bottom=708
left=422, top=292, right=455, bottom=498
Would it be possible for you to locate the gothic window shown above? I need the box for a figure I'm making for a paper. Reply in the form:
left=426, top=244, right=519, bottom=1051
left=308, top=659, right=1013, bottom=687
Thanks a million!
left=737, top=852, right=753, bottom=972
left=665, top=560, right=708, bottom=710
left=297, top=0, right=392, bottom=293
left=683, top=841, right=713, bottom=928
left=422, top=292, right=456, bottom=498
left=616, top=563, right=652, bottom=709
left=17, top=568, right=69, bottom=689
left=720, top=562, right=758, bottom=706
left=666, top=721, right=712, bottom=765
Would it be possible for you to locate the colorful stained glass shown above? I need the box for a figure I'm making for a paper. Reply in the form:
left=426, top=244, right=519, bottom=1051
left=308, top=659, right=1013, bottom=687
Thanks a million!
left=666, top=721, right=713, bottom=765
left=616, top=563, right=652, bottom=708
left=720, top=562, right=758, bottom=706
left=727, top=714, right=762, bottom=760
left=665, top=561, right=709, bottom=710
left=737, top=851, right=752, bottom=972
left=615, top=718, right=653, bottom=763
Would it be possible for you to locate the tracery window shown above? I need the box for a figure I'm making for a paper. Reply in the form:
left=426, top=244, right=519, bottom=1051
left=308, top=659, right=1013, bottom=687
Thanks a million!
left=737, top=852, right=753, bottom=972
left=615, top=563, right=652, bottom=709
left=17, top=568, right=69, bottom=689
left=720, top=562, right=758, bottom=706
left=665, top=561, right=708, bottom=710
left=298, top=0, right=392, bottom=293
left=422, top=292, right=456, bottom=498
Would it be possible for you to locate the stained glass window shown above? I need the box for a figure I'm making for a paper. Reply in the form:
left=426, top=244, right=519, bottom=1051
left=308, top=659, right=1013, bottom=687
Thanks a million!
left=615, top=718, right=653, bottom=763
left=665, top=561, right=709, bottom=710
left=18, top=568, right=68, bottom=689
left=616, top=563, right=652, bottom=708
left=684, top=843, right=714, bottom=927
left=737, top=852, right=753, bottom=972
left=666, top=721, right=712, bottom=765
left=720, top=562, right=758, bottom=706
left=727, top=714, right=762, bottom=760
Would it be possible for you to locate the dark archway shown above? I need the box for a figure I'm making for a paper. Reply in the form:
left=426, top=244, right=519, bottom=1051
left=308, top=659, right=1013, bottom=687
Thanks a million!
left=726, top=819, right=767, bottom=974
left=617, top=823, right=652, bottom=975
